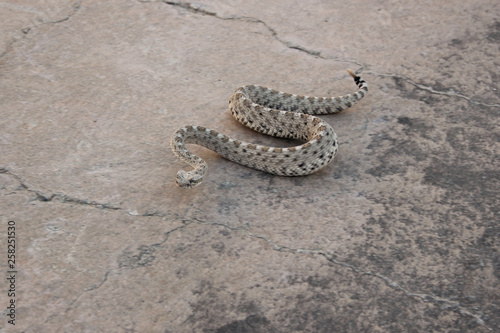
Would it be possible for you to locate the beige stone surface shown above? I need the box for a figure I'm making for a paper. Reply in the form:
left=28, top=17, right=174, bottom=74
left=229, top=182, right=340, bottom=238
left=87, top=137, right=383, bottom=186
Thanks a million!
left=1, top=0, right=499, bottom=331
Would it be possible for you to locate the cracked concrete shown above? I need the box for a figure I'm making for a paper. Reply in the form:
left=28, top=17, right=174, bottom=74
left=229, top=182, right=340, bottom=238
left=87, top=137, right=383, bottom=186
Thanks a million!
left=1, top=0, right=499, bottom=332
left=0, top=168, right=121, bottom=210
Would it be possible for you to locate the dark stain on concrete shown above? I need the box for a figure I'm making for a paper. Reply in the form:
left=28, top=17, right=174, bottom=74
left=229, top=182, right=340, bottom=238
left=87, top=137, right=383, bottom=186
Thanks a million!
left=210, top=315, right=271, bottom=333
left=118, top=245, right=157, bottom=268
left=487, top=21, right=500, bottom=43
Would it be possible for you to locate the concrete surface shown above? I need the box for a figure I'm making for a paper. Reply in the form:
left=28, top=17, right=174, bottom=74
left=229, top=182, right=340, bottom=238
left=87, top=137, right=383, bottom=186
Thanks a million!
left=1, top=0, right=499, bottom=332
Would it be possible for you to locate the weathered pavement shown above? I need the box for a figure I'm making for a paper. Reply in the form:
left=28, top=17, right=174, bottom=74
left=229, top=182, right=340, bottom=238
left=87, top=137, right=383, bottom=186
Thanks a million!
left=1, top=1, right=499, bottom=332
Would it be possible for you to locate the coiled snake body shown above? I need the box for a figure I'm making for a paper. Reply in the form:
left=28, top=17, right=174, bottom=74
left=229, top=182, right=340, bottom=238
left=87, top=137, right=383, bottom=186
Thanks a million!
left=171, top=70, right=368, bottom=188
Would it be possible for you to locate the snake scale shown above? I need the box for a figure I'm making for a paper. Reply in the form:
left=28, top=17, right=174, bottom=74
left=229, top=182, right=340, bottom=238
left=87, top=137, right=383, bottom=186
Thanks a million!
left=171, top=69, right=368, bottom=188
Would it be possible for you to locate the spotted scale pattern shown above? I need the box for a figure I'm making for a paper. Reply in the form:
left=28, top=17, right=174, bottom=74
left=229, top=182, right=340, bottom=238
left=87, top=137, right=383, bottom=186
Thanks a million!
left=171, top=69, right=368, bottom=188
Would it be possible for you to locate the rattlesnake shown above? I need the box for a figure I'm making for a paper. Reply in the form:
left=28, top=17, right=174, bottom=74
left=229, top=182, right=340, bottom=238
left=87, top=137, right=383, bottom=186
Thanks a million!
left=171, top=69, right=368, bottom=188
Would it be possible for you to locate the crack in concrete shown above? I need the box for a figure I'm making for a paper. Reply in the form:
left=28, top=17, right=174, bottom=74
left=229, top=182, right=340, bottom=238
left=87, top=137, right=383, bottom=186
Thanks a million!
left=63, top=223, right=191, bottom=315
left=0, top=1, right=81, bottom=60
left=151, top=0, right=363, bottom=67
left=146, top=0, right=498, bottom=108
left=63, top=270, right=112, bottom=315
left=368, top=70, right=500, bottom=108
left=118, top=223, right=192, bottom=269
left=11, top=190, right=488, bottom=328
left=14, top=190, right=488, bottom=329
left=50, top=1, right=82, bottom=24
left=2, top=3, right=492, bottom=328
left=0, top=167, right=120, bottom=210
left=190, top=218, right=490, bottom=329
left=162, top=0, right=217, bottom=16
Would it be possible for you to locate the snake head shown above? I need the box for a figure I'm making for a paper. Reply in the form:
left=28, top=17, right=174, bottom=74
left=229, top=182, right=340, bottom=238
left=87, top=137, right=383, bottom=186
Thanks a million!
left=176, top=170, right=204, bottom=188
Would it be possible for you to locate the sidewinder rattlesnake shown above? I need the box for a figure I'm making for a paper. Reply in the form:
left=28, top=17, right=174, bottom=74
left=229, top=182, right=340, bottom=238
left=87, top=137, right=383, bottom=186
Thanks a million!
left=171, top=69, right=368, bottom=188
